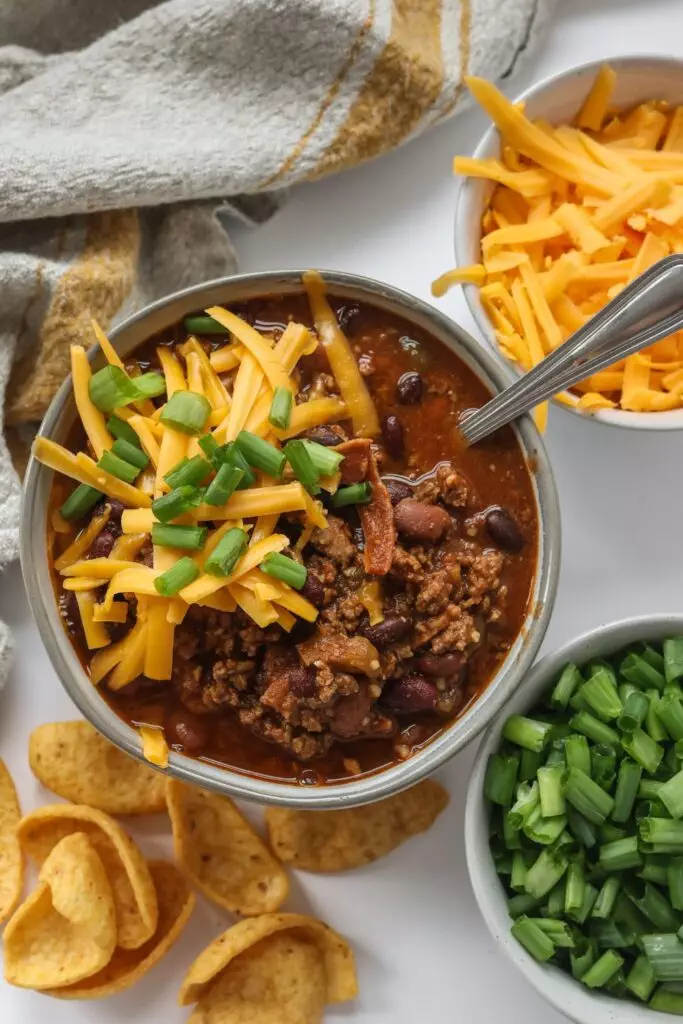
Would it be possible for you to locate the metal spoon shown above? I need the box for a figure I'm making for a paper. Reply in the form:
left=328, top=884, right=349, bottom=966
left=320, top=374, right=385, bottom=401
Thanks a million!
left=460, top=254, right=683, bottom=446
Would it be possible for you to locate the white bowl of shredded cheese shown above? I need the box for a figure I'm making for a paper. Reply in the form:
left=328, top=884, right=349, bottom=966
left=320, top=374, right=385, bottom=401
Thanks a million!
left=453, top=55, right=683, bottom=431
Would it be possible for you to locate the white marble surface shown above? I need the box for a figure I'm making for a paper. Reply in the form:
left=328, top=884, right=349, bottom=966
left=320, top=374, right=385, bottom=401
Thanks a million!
left=3, top=2, right=683, bottom=1020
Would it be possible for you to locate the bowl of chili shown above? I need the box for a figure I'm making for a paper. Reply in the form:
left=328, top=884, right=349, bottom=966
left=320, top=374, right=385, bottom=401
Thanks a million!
left=466, top=614, right=683, bottom=1023
left=20, top=268, right=560, bottom=809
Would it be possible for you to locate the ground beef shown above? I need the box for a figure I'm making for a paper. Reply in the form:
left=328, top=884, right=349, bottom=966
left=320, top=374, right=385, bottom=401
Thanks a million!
left=310, top=514, right=356, bottom=566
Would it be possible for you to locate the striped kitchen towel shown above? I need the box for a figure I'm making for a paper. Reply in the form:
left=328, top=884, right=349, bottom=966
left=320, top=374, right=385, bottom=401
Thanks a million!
left=0, top=0, right=554, bottom=581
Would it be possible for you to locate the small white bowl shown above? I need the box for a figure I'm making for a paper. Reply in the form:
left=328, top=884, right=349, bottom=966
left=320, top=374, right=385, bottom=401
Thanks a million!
left=454, top=55, right=683, bottom=431
left=465, top=614, right=683, bottom=1024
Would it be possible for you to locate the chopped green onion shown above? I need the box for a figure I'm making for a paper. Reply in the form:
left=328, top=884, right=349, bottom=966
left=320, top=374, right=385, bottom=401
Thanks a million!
left=330, top=482, right=373, bottom=508
left=619, top=681, right=637, bottom=705
left=519, top=749, right=544, bottom=782
left=198, top=433, right=219, bottom=459
left=642, top=933, right=683, bottom=981
left=260, top=552, right=307, bottom=591
left=544, top=880, right=566, bottom=919
left=507, top=893, right=543, bottom=919
left=659, top=693, right=683, bottom=741
left=97, top=450, right=140, bottom=484
left=564, top=861, right=585, bottom=916
left=571, top=937, right=598, bottom=980
left=160, top=391, right=212, bottom=435
left=502, top=807, right=521, bottom=851
left=510, top=851, right=528, bottom=892
left=669, top=858, right=683, bottom=911
left=484, top=753, right=519, bottom=807
left=625, top=955, right=657, bottom=1002
left=581, top=949, right=624, bottom=989
left=507, top=781, right=539, bottom=831
left=537, top=764, right=566, bottom=817
left=153, top=556, right=199, bottom=597
left=640, top=855, right=668, bottom=886
left=592, top=876, right=621, bottom=919
left=213, top=441, right=256, bottom=488
left=302, top=440, right=344, bottom=477
left=524, top=847, right=568, bottom=899
left=268, top=387, right=294, bottom=430
left=618, top=690, right=650, bottom=733
left=164, top=455, right=212, bottom=489
left=550, top=662, right=582, bottom=710
left=523, top=809, right=567, bottom=846
left=151, top=485, right=201, bottom=524
left=111, top=438, right=149, bottom=471
left=642, top=644, right=666, bottom=672
left=532, top=918, right=575, bottom=947
left=665, top=639, right=683, bottom=685
left=650, top=986, right=683, bottom=1013
left=59, top=483, right=102, bottom=521
left=589, top=918, right=633, bottom=949
left=621, top=651, right=666, bottom=690
left=235, top=430, right=286, bottom=478
left=580, top=666, right=623, bottom=721
left=184, top=314, right=228, bottom=334
left=639, top=816, right=683, bottom=849
left=612, top=759, right=642, bottom=823
left=89, top=365, right=139, bottom=413
left=571, top=882, right=598, bottom=925
left=204, top=463, right=244, bottom=507
left=600, top=823, right=626, bottom=844
left=659, top=769, right=683, bottom=820
left=590, top=743, right=617, bottom=791
left=204, top=528, right=248, bottom=578
left=564, top=733, right=591, bottom=776
left=639, top=779, right=664, bottom=800
left=646, top=689, right=668, bottom=742
left=599, top=837, right=642, bottom=873
left=563, top=767, right=614, bottom=825
left=622, top=727, right=664, bottom=775
left=510, top=916, right=555, bottom=962
left=566, top=806, right=598, bottom=848
left=628, top=883, right=680, bottom=931
left=130, top=371, right=166, bottom=399
left=570, top=711, right=620, bottom=746
left=151, top=524, right=208, bottom=551
left=106, top=415, right=141, bottom=447
left=502, top=716, right=552, bottom=753
left=283, top=439, right=321, bottom=494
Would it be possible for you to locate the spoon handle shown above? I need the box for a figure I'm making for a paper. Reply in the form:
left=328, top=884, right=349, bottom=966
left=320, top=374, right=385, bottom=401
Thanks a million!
left=461, top=254, right=683, bottom=445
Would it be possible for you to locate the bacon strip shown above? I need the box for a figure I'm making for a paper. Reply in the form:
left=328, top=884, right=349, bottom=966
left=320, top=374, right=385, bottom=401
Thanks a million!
left=298, top=632, right=380, bottom=677
left=360, top=448, right=396, bottom=576
left=335, top=437, right=371, bottom=484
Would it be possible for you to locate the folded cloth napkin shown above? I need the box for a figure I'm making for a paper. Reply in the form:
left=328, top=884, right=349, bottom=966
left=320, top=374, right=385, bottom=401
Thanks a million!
left=0, top=0, right=553, bottom=688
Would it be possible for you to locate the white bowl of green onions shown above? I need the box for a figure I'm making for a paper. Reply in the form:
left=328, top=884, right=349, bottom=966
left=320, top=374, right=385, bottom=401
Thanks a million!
left=465, top=615, right=683, bottom=1021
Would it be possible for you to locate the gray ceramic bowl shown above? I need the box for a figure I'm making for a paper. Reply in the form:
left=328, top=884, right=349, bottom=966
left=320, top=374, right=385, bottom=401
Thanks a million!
left=465, top=615, right=683, bottom=1023
left=20, top=269, right=560, bottom=809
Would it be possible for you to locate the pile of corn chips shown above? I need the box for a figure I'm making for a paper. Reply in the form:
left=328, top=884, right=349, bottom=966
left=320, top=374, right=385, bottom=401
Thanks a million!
left=435, top=65, right=683, bottom=427
left=0, top=720, right=449, bottom=1018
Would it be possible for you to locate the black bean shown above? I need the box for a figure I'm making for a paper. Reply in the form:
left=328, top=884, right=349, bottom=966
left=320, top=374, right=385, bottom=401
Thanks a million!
left=383, top=477, right=413, bottom=506
left=394, top=499, right=451, bottom=543
left=485, top=507, right=524, bottom=553
left=396, top=371, right=423, bottom=404
left=302, top=425, right=347, bottom=447
left=337, top=302, right=361, bottom=334
left=415, top=652, right=465, bottom=679
left=165, top=710, right=209, bottom=753
left=362, top=615, right=412, bottom=647
left=287, top=666, right=317, bottom=698
left=381, top=415, right=404, bottom=459
left=382, top=675, right=438, bottom=712
left=89, top=528, right=117, bottom=559
left=301, top=572, right=325, bottom=608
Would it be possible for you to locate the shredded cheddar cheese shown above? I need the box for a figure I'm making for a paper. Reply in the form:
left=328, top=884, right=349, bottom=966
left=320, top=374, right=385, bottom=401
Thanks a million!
left=434, top=65, right=683, bottom=418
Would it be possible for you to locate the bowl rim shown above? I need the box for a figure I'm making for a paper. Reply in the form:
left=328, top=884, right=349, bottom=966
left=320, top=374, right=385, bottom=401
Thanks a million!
left=464, top=613, right=683, bottom=1023
left=454, top=53, right=683, bottom=432
left=20, top=267, right=561, bottom=809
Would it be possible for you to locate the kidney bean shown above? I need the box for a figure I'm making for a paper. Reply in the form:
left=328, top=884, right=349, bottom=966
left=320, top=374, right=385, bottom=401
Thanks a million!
left=287, top=666, right=317, bottom=698
left=381, top=415, right=404, bottom=459
left=362, top=615, right=412, bottom=647
left=89, top=528, right=117, bottom=559
left=382, top=675, right=438, bottom=712
left=394, top=499, right=451, bottom=543
left=396, top=371, right=423, bottom=404
left=485, top=507, right=524, bottom=553
left=383, top=477, right=413, bottom=506
left=165, top=710, right=209, bottom=753
left=301, top=572, right=325, bottom=607
left=415, top=652, right=465, bottom=679
left=302, top=425, right=347, bottom=446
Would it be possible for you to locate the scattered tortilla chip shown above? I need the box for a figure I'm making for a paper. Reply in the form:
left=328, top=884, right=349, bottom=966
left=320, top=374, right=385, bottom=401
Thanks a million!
left=50, top=860, right=195, bottom=999
left=179, top=912, right=358, bottom=1007
left=265, top=778, right=449, bottom=871
left=29, top=721, right=167, bottom=815
left=4, top=833, right=116, bottom=989
left=18, top=804, right=158, bottom=950
left=166, top=779, right=288, bottom=915
left=0, top=757, right=23, bottom=922
left=188, top=933, right=326, bottom=1024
